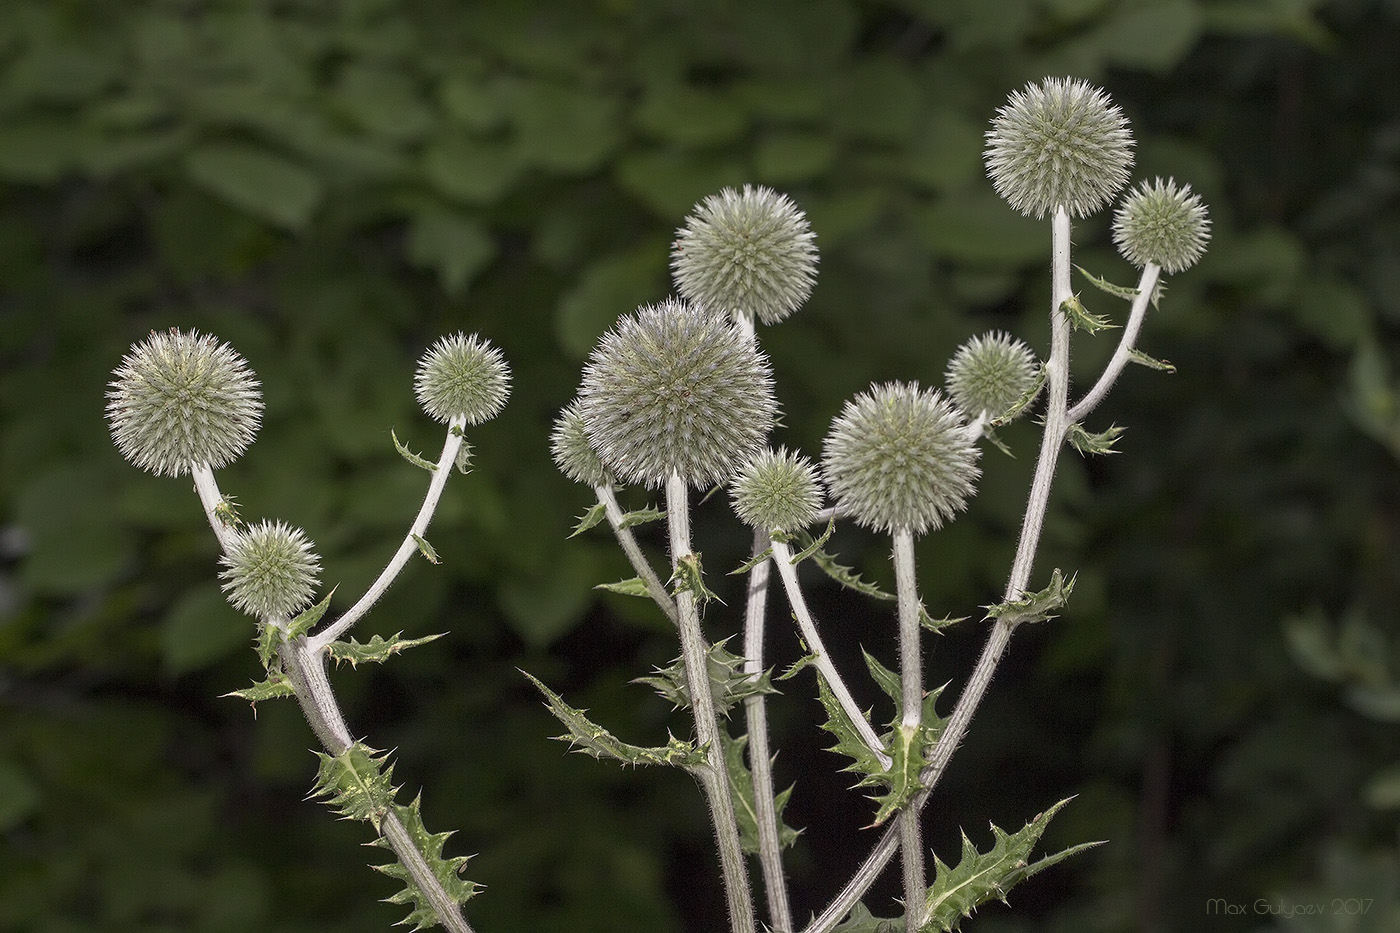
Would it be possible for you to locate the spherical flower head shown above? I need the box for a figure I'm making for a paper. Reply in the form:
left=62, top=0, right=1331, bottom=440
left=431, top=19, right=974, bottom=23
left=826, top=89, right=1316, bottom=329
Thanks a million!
left=822, top=382, right=980, bottom=535
left=945, top=331, right=1039, bottom=422
left=671, top=184, right=818, bottom=326
left=730, top=447, right=823, bottom=534
left=984, top=77, right=1135, bottom=219
left=106, top=328, right=263, bottom=477
left=219, top=520, right=321, bottom=619
left=1112, top=177, right=1211, bottom=274
left=579, top=297, right=777, bottom=489
left=414, top=333, right=511, bottom=425
left=550, top=399, right=614, bottom=488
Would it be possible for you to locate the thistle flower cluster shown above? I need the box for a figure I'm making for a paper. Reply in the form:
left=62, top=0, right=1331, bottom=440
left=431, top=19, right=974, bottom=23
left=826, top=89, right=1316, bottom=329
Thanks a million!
left=219, top=519, right=321, bottom=619
left=550, top=399, right=615, bottom=489
left=945, top=332, right=1040, bottom=422
left=414, top=333, right=512, bottom=425
left=105, top=328, right=263, bottom=477
left=1112, top=177, right=1212, bottom=274
left=984, top=77, right=1135, bottom=219
left=671, top=184, right=818, bottom=325
left=822, top=382, right=980, bottom=536
left=730, top=447, right=823, bottom=534
left=578, top=298, right=776, bottom=489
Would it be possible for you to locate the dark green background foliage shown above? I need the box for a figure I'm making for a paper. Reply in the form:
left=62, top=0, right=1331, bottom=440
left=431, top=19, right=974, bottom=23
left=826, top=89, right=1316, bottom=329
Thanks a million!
left=3, top=0, right=1399, bottom=930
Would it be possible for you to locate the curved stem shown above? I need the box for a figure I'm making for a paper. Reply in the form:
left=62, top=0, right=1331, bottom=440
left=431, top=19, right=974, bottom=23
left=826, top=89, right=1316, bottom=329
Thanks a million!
left=742, top=528, right=794, bottom=933
left=310, top=418, right=467, bottom=651
left=666, top=472, right=756, bottom=933
left=892, top=529, right=926, bottom=931
left=1066, top=262, right=1162, bottom=424
left=596, top=483, right=678, bottom=625
left=769, top=538, right=890, bottom=768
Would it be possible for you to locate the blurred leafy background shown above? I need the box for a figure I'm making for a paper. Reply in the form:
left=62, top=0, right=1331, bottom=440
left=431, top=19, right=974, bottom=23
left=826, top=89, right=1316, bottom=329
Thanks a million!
left=2, top=0, right=1399, bottom=930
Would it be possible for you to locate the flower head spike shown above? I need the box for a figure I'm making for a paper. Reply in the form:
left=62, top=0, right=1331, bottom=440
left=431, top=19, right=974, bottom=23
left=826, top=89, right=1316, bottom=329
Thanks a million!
left=579, top=297, right=777, bottom=489
left=671, top=184, right=818, bottom=326
left=731, top=447, right=823, bottom=534
left=945, top=331, right=1040, bottom=422
left=1112, top=177, right=1211, bottom=274
left=984, top=77, right=1134, bottom=219
left=219, top=520, right=321, bottom=619
left=106, top=328, right=263, bottom=477
left=550, top=399, right=614, bottom=488
left=414, top=333, right=511, bottom=425
left=822, top=382, right=980, bottom=535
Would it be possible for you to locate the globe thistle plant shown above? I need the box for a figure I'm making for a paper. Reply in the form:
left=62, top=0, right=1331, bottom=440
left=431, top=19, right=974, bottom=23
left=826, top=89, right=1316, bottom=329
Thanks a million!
left=730, top=447, right=823, bottom=534
left=1112, top=177, right=1212, bottom=274
left=671, top=184, right=818, bottom=326
left=945, top=332, right=1040, bottom=422
left=984, top=77, right=1135, bottom=219
left=105, top=328, right=263, bottom=477
left=219, top=519, right=321, bottom=619
left=579, top=297, right=777, bottom=489
left=414, top=332, right=511, bottom=425
left=550, top=399, right=614, bottom=488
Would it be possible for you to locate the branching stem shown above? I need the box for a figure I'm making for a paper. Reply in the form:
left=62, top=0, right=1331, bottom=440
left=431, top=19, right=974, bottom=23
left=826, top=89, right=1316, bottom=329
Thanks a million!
left=596, top=483, right=678, bottom=625
left=892, top=528, right=926, bottom=931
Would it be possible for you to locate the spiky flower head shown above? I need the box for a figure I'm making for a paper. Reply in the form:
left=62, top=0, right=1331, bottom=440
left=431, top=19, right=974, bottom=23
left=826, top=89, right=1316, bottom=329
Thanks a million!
left=550, top=399, right=614, bottom=488
left=984, top=77, right=1135, bottom=219
left=945, top=331, right=1040, bottom=422
left=1112, top=177, right=1211, bottom=274
left=414, top=333, right=511, bottom=425
left=579, top=297, right=777, bottom=489
left=730, top=447, right=823, bottom=534
left=106, top=328, right=262, bottom=477
left=219, top=520, right=321, bottom=619
left=822, top=382, right=980, bottom=535
left=671, top=184, right=818, bottom=326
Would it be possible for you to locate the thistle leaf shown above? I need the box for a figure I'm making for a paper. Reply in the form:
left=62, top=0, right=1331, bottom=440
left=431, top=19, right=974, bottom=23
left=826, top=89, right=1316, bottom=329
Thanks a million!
left=1060, top=293, right=1117, bottom=334
left=285, top=588, right=336, bottom=641
left=729, top=544, right=775, bottom=576
left=722, top=731, right=801, bottom=854
left=920, top=798, right=1100, bottom=931
left=1075, top=265, right=1141, bottom=302
left=985, top=569, right=1075, bottom=627
left=788, top=517, right=836, bottom=565
left=785, top=527, right=894, bottom=601
left=634, top=638, right=774, bottom=716
left=326, top=632, right=446, bottom=668
left=392, top=428, right=438, bottom=472
left=671, top=552, right=722, bottom=607
left=221, top=673, right=296, bottom=707
left=920, top=610, right=968, bottom=634
left=570, top=501, right=608, bottom=538
left=522, top=671, right=705, bottom=769
left=1067, top=421, right=1125, bottom=456
left=309, top=742, right=398, bottom=831
left=595, top=577, right=653, bottom=598
left=990, top=365, right=1046, bottom=428
left=831, top=903, right=901, bottom=932
left=1128, top=348, right=1176, bottom=372
left=411, top=534, right=440, bottom=564
left=617, top=505, right=666, bottom=529
left=370, top=794, right=480, bottom=931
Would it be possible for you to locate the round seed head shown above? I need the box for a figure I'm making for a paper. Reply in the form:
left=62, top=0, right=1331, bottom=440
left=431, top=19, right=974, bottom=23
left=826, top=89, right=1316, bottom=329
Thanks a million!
left=106, top=328, right=263, bottom=477
left=414, top=333, right=511, bottom=424
left=579, top=297, right=777, bottom=489
left=730, top=447, right=823, bottom=534
left=219, top=520, right=321, bottom=620
left=1112, top=177, right=1211, bottom=274
left=945, top=331, right=1040, bottom=422
left=984, top=77, right=1135, bottom=219
left=550, top=398, right=614, bottom=488
left=671, top=184, right=818, bottom=326
left=822, top=382, right=980, bottom=535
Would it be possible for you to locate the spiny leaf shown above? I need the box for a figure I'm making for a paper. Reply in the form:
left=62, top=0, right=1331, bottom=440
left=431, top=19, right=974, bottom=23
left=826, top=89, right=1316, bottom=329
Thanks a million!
left=729, top=543, right=775, bottom=575
left=990, top=365, right=1046, bottom=428
left=777, top=646, right=819, bottom=681
left=920, top=798, right=1100, bottom=932
left=595, top=577, right=653, bottom=598
left=213, top=495, right=243, bottom=528
left=1067, top=421, right=1125, bottom=456
left=671, top=552, right=722, bottom=607
left=985, top=569, right=1075, bottom=627
left=980, top=425, right=1014, bottom=458
left=255, top=620, right=282, bottom=669
left=411, top=534, right=440, bottom=564
left=570, top=501, right=609, bottom=538
left=1060, top=293, right=1117, bottom=334
left=722, top=731, right=801, bottom=855
left=831, top=903, right=901, bottom=932
left=221, top=673, right=295, bottom=708
left=1128, top=348, right=1176, bottom=372
left=326, top=632, right=446, bottom=668
left=453, top=433, right=473, bottom=474
left=370, top=794, right=480, bottom=931
left=286, top=587, right=336, bottom=641
left=789, top=517, right=836, bottom=565
left=785, top=528, right=894, bottom=601
left=392, top=428, right=438, bottom=472
left=309, top=742, right=398, bottom=831
left=634, top=638, right=774, bottom=716
left=522, top=671, right=705, bottom=769
left=816, top=674, right=885, bottom=783
left=1076, top=265, right=1141, bottom=302
left=617, top=505, right=665, bottom=529
left=920, top=609, right=967, bottom=634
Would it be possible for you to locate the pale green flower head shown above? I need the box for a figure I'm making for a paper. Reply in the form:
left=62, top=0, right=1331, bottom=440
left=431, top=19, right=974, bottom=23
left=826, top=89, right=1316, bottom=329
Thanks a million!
left=550, top=398, right=614, bottom=488
left=822, top=382, right=980, bottom=536
left=730, top=447, right=823, bottom=534
left=945, top=331, right=1040, bottom=422
left=106, top=328, right=263, bottom=477
left=414, top=333, right=511, bottom=425
left=579, top=297, right=776, bottom=489
left=1112, top=177, right=1211, bottom=274
left=671, top=184, right=818, bottom=326
left=219, top=520, right=321, bottom=620
left=984, top=77, right=1135, bottom=219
